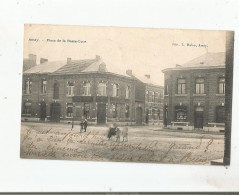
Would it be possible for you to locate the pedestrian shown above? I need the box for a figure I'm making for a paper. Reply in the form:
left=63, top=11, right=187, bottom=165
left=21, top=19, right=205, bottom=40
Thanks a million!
left=115, top=127, right=121, bottom=142
left=80, top=118, right=84, bottom=133
left=122, top=126, right=128, bottom=142
left=107, top=123, right=117, bottom=140
left=83, top=118, right=88, bottom=132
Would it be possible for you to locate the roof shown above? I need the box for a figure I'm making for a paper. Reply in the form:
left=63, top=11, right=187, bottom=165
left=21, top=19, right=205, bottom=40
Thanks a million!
left=24, top=61, right=67, bottom=74
left=23, top=56, right=131, bottom=78
left=131, top=73, right=162, bottom=87
left=162, top=52, right=226, bottom=72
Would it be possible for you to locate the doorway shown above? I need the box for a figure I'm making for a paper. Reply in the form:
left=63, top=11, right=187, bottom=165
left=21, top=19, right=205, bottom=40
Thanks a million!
left=136, top=107, right=143, bottom=124
left=50, top=102, right=61, bottom=122
left=194, top=106, right=204, bottom=129
left=97, top=103, right=106, bottom=124
left=40, top=101, right=46, bottom=120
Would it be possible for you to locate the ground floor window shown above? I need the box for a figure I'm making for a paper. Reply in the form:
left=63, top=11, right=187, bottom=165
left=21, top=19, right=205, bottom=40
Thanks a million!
left=112, top=103, right=117, bottom=118
left=175, top=106, right=187, bottom=121
left=84, top=103, right=90, bottom=119
left=23, top=102, right=32, bottom=115
left=67, top=103, right=73, bottom=117
left=125, top=104, right=129, bottom=118
left=216, top=106, right=225, bottom=123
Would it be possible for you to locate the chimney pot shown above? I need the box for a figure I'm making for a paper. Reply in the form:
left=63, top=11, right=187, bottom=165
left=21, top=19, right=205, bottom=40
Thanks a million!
left=145, top=74, right=150, bottom=79
left=126, top=69, right=133, bottom=76
left=40, top=58, right=48, bottom=64
left=96, top=55, right=101, bottom=60
left=67, top=58, right=71, bottom=64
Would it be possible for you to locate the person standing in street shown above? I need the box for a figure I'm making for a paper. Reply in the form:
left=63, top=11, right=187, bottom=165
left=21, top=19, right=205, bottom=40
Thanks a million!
left=83, top=118, right=88, bottom=132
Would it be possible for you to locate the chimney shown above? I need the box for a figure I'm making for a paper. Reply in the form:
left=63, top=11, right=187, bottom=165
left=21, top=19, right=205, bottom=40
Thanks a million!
left=40, top=58, right=48, bottom=64
left=28, top=54, right=37, bottom=62
left=145, top=74, right=150, bottom=79
left=126, top=69, right=133, bottom=76
left=176, top=64, right=181, bottom=67
left=96, top=55, right=101, bottom=60
left=67, top=57, right=71, bottom=64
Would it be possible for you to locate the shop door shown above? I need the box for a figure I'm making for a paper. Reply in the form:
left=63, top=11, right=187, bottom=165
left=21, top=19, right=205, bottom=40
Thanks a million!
left=194, top=107, right=204, bottom=129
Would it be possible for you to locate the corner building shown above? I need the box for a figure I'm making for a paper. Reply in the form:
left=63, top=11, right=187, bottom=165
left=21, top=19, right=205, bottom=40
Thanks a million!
left=22, top=55, right=163, bottom=125
left=162, top=52, right=226, bottom=132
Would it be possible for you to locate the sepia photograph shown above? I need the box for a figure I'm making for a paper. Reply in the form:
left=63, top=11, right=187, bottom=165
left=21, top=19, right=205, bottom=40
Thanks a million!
left=20, top=24, right=234, bottom=165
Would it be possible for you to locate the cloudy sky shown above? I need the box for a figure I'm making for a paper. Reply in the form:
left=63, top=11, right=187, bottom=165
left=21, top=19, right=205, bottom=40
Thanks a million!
left=24, top=24, right=227, bottom=85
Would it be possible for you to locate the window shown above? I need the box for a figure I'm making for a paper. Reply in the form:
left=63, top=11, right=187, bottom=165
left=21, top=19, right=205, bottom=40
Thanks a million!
left=146, top=91, right=149, bottom=102
left=175, top=106, right=187, bottom=121
left=178, top=79, right=186, bottom=94
left=177, top=78, right=186, bottom=94
left=149, top=91, right=153, bottom=102
left=24, top=79, right=32, bottom=94
left=154, top=92, right=159, bottom=103
left=112, top=83, right=119, bottom=97
left=53, top=82, right=59, bottom=99
left=98, top=82, right=107, bottom=96
left=83, top=82, right=91, bottom=96
left=41, top=79, right=47, bottom=94
left=125, top=104, right=129, bottom=118
left=84, top=103, right=90, bottom=119
left=195, top=78, right=205, bottom=94
left=67, top=81, right=74, bottom=96
left=66, top=103, right=73, bottom=117
left=219, top=77, right=225, bottom=94
left=126, top=86, right=130, bottom=99
left=152, top=92, right=155, bottom=102
left=23, top=101, right=31, bottom=115
left=216, top=106, right=225, bottom=123
left=112, top=104, right=117, bottom=118
left=165, top=83, right=168, bottom=95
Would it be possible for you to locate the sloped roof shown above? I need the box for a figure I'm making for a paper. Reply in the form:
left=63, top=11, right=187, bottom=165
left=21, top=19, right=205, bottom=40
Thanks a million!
left=23, top=56, right=131, bottom=78
left=162, top=52, right=225, bottom=72
left=24, top=61, right=66, bottom=74
left=132, top=74, right=161, bottom=86
left=54, top=59, right=97, bottom=74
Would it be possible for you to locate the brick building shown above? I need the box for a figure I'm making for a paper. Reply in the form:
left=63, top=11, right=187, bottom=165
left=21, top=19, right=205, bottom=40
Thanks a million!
left=162, top=52, right=225, bottom=132
left=21, top=55, right=163, bottom=125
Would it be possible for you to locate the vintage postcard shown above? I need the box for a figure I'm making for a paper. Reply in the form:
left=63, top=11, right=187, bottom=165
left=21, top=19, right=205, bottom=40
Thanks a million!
left=20, top=24, right=234, bottom=165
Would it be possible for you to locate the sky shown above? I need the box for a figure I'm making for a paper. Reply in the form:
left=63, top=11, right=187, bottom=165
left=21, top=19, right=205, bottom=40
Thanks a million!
left=24, top=24, right=227, bottom=86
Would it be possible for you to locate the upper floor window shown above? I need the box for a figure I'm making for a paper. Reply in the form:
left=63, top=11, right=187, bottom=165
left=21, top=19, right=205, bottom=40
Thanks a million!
left=98, top=82, right=107, bottom=96
left=67, top=81, right=74, bottom=96
left=146, top=91, right=149, bottom=102
left=195, top=78, right=205, bottom=94
left=41, top=79, right=47, bottom=94
left=165, top=84, right=169, bottom=95
left=218, top=77, right=225, bottom=94
left=177, top=78, right=186, bottom=94
left=53, top=82, right=59, bottom=99
left=125, top=86, right=130, bottom=99
left=154, top=92, right=159, bottom=103
left=24, top=79, right=32, bottom=94
left=148, top=91, right=154, bottom=102
left=112, top=83, right=119, bottom=97
left=83, top=82, right=91, bottom=96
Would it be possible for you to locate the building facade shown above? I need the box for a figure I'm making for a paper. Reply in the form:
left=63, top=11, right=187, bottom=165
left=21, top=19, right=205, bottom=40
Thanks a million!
left=162, top=52, right=225, bottom=132
left=21, top=55, right=163, bottom=125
